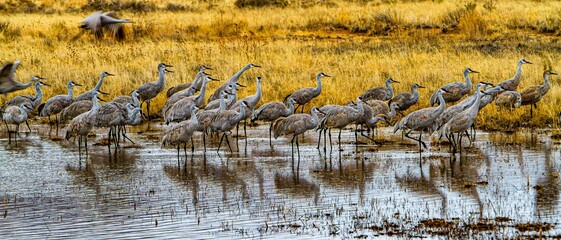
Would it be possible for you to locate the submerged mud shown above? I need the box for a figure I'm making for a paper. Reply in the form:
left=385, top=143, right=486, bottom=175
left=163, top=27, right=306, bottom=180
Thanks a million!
left=0, top=124, right=560, bottom=238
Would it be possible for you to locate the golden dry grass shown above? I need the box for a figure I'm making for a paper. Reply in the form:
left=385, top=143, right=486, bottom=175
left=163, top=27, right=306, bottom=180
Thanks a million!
left=1, top=0, right=561, bottom=129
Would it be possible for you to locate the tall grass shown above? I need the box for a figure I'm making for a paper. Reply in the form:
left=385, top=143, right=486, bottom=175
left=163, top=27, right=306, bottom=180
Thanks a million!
left=1, top=1, right=561, bottom=129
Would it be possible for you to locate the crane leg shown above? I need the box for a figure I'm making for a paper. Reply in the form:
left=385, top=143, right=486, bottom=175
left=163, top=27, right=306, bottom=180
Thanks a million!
left=78, top=135, right=82, bottom=161
left=47, top=115, right=52, bottom=137
left=328, top=128, right=333, bottom=154
left=85, top=136, right=88, bottom=158
left=338, top=129, right=343, bottom=151
left=290, top=136, right=295, bottom=166
left=296, top=136, right=300, bottom=171
left=269, top=122, right=274, bottom=149
left=146, top=101, right=151, bottom=120
left=217, top=133, right=224, bottom=153
left=202, top=133, right=207, bottom=153
left=224, top=133, right=233, bottom=153
left=317, top=127, right=322, bottom=150
left=177, top=144, right=180, bottom=168
left=184, top=142, right=188, bottom=160
left=322, top=128, right=327, bottom=154
left=459, top=133, right=463, bottom=155
left=191, top=137, right=195, bottom=154
left=55, top=115, right=59, bottom=136
left=244, top=120, right=247, bottom=153
left=25, top=120, right=31, bottom=133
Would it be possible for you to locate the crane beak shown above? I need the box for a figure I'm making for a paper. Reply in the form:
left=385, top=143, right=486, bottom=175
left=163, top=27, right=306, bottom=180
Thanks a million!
left=98, top=90, right=110, bottom=95
left=39, top=81, right=50, bottom=86
left=74, top=83, right=82, bottom=87
left=392, top=79, right=400, bottom=83
left=166, top=69, right=174, bottom=73
left=236, top=83, right=246, bottom=88
left=323, top=74, right=331, bottom=78
left=471, top=70, right=480, bottom=74
left=551, top=72, right=558, bottom=75
left=252, top=64, right=261, bottom=68
left=97, top=96, right=107, bottom=102
left=209, top=77, right=220, bottom=81
left=203, top=65, right=213, bottom=70
left=107, top=72, right=115, bottom=76
left=164, top=64, right=174, bottom=67
left=418, top=85, right=426, bottom=88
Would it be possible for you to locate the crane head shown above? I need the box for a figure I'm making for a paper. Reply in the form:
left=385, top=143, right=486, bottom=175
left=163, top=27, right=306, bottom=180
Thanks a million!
left=69, top=81, right=82, bottom=87
left=248, top=63, right=261, bottom=68
left=413, top=83, right=425, bottom=89
left=520, top=58, right=532, bottom=64
left=101, top=71, right=114, bottom=77
left=200, top=65, right=212, bottom=71
left=466, top=68, right=479, bottom=74
left=388, top=77, right=399, bottom=83
left=545, top=70, right=558, bottom=76
left=318, top=72, right=331, bottom=78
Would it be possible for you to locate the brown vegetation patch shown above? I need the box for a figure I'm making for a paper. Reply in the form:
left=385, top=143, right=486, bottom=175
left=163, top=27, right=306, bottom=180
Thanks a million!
left=515, top=222, right=554, bottom=232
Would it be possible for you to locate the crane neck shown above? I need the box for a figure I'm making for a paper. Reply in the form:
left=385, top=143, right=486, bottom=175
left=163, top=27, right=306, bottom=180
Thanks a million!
left=315, top=74, right=323, bottom=94
left=218, top=93, right=227, bottom=111
left=386, top=79, right=394, bottom=98
left=236, top=103, right=246, bottom=121
left=388, top=104, right=397, bottom=118
left=513, top=60, right=524, bottom=83
left=94, top=74, right=105, bottom=91
left=188, top=107, right=199, bottom=124
left=463, top=70, right=472, bottom=90
left=436, top=91, right=447, bottom=110
left=310, top=108, right=320, bottom=125
left=67, top=83, right=75, bottom=98
left=190, top=71, right=203, bottom=89
left=194, top=79, right=209, bottom=106
left=285, top=100, right=295, bottom=115
left=91, top=95, right=101, bottom=112
left=34, top=82, right=43, bottom=102
left=132, top=93, right=140, bottom=108
left=412, top=86, right=420, bottom=99
left=249, top=80, right=262, bottom=106
left=229, top=64, right=252, bottom=84
left=157, top=67, right=167, bottom=86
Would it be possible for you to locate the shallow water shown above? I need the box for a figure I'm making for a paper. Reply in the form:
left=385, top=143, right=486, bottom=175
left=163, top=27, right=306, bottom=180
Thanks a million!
left=0, top=123, right=560, bottom=238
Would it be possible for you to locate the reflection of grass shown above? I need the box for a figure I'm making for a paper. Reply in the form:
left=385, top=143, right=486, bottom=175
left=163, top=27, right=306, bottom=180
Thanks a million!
left=2, top=1, right=561, bottom=129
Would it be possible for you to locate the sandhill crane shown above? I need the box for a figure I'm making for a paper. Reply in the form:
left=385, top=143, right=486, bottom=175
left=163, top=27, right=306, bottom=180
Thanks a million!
left=284, top=72, right=330, bottom=113
left=65, top=91, right=102, bottom=159
left=495, top=91, right=522, bottom=108
left=393, top=88, right=450, bottom=155
left=273, top=107, right=322, bottom=167
left=437, top=83, right=486, bottom=153
left=166, top=65, right=212, bottom=97
left=79, top=11, right=131, bottom=41
left=165, top=72, right=216, bottom=107
left=210, top=101, right=248, bottom=153
left=136, top=63, right=173, bottom=119
left=94, top=102, right=128, bottom=149
left=4, top=79, right=49, bottom=132
left=520, top=70, right=557, bottom=117
left=208, top=63, right=260, bottom=102
left=112, top=89, right=141, bottom=107
left=39, top=80, right=82, bottom=136
left=2, top=102, right=33, bottom=145
left=205, top=83, right=234, bottom=110
left=389, top=83, right=425, bottom=114
left=0, top=60, right=41, bottom=97
left=434, top=82, right=492, bottom=131
left=205, top=82, right=244, bottom=110
left=162, top=105, right=201, bottom=166
left=163, top=76, right=212, bottom=125
left=196, top=90, right=231, bottom=151
left=74, top=71, right=113, bottom=102
left=497, top=58, right=532, bottom=91
left=365, top=100, right=400, bottom=119
left=430, top=68, right=478, bottom=106
left=60, top=95, right=106, bottom=122
left=319, top=97, right=365, bottom=152
left=251, top=98, right=297, bottom=148
left=229, top=76, right=263, bottom=150
left=360, top=77, right=399, bottom=101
